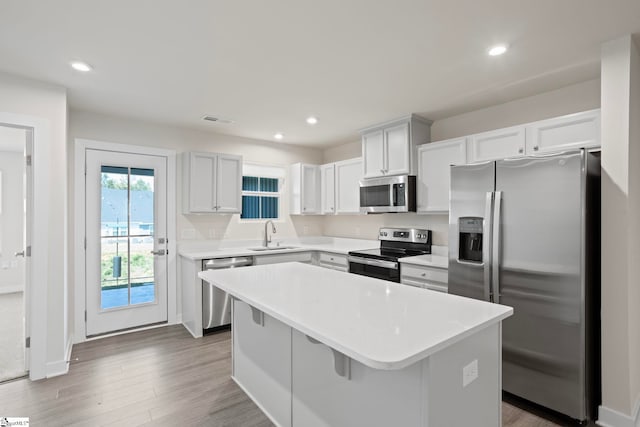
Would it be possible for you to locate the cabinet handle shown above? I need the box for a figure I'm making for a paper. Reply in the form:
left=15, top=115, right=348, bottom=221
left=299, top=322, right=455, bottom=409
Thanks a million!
left=330, top=257, right=334, bottom=261
left=533, top=146, right=539, bottom=151
left=380, top=169, right=385, bottom=174
left=518, top=148, right=524, bottom=154
left=421, top=273, right=426, bottom=277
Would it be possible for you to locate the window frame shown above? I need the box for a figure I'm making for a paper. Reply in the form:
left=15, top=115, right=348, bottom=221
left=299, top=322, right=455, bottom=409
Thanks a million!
left=239, top=164, right=285, bottom=222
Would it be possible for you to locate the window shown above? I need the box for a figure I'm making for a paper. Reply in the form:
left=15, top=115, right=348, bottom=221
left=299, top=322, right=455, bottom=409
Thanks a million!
left=241, top=175, right=280, bottom=219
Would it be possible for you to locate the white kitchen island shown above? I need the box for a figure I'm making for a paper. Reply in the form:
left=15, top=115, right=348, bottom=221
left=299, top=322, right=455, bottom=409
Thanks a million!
left=199, top=262, right=513, bottom=427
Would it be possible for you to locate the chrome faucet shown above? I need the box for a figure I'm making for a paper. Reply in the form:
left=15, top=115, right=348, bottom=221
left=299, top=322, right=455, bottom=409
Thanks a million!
left=263, top=220, right=276, bottom=247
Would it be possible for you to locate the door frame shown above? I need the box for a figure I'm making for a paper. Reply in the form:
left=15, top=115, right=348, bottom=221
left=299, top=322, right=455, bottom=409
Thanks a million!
left=0, top=113, right=46, bottom=380
left=74, top=138, right=177, bottom=343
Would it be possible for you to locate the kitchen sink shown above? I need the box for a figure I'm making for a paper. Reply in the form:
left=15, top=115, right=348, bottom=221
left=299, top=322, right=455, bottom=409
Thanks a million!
left=247, top=246, right=299, bottom=251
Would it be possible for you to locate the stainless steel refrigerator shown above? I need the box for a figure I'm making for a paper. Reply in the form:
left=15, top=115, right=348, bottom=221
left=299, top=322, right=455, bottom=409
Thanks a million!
left=448, top=149, right=600, bottom=422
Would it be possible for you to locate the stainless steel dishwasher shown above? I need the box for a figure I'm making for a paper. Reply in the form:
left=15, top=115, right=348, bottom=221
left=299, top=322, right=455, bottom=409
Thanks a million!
left=202, top=256, right=253, bottom=331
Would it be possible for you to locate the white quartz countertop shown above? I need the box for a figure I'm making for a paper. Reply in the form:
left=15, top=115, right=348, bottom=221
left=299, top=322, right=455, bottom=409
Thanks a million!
left=199, top=262, right=512, bottom=370
left=178, top=237, right=379, bottom=260
left=399, top=254, right=448, bottom=269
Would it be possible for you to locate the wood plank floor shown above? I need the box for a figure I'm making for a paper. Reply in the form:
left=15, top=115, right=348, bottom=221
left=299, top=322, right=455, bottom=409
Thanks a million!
left=0, top=325, right=563, bottom=426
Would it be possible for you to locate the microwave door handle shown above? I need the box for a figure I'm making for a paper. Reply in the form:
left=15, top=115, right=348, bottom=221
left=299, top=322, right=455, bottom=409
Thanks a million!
left=391, top=184, right=397, bottom=207
left=483, top=192, right=493, bottom=302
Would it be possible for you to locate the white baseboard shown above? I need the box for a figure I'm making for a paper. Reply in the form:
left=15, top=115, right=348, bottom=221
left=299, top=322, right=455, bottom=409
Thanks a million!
left=45, top=338, right=72, bottom=378
left=598, top=398, right=640, bottom=427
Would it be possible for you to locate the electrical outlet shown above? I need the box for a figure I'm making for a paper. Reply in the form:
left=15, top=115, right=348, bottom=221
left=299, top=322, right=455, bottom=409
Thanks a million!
left=303, top=225, right=309, bottom=235
left=462, top=359, right=478, bottom=387
left=209, top=229, right=216, bottom=238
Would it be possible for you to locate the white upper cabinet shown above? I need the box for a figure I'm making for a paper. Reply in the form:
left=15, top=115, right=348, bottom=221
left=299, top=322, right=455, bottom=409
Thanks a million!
left=361, top=114, right=432, bottom=179
left=525, top=109, right=600, bottom=155
left=417, top=138, right=467, bottom=213
left=468, top=125, right=526, bottom=163
left=320, top=157, right=363, bottom=215
left=362, top=130, right=385, bottom=178
left=320, top=163, right=336, bottom=214
left=216, top=154, right=243, bottom=212
left=384, top=122, right=411, bottom=176
left=183, top=152, right=242, bottom=214
left=335, top=157, right=363, bottom=214
left=290, top=163, right=320, bottom=215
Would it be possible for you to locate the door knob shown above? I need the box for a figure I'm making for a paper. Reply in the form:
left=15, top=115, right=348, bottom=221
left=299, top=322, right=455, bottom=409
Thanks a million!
left=150, top=249, right=166, bottom=256
left=14, top=251, right=24, bottom=257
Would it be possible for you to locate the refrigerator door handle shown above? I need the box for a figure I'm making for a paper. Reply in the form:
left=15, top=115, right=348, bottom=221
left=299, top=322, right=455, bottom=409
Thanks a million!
left=483, top=192, right=494, bottom=302
left=491, top=191, right=502, bottom=303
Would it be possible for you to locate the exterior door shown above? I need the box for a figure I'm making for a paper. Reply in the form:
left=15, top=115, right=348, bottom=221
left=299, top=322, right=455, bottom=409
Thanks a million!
left=0, top=125, right=31, bottom=381
left=85, top=149, right=168, bottom=336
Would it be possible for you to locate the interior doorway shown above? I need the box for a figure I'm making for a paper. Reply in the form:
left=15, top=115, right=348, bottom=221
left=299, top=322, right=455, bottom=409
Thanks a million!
left=0, top=124, right=31, bottom=382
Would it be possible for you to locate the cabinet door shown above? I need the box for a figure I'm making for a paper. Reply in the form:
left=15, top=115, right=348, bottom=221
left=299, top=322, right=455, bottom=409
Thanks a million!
left=526, top=109, right=600, bottom=155
left=320, top=163, right=336, bottom=214
left=335, top=158, right=362, bottom=214
left=187, top=152, right=216, bottom=213
left=216, top=154, right=242, bottom=213
left=384, top=122, right=411, bottom=176
left=301, top=164, right=320, bottom=214
left=468, top=125, right=525, bottom=163
left=362, top=130, right=385, bottom=178
left=417, top=138, right=466, bottom=213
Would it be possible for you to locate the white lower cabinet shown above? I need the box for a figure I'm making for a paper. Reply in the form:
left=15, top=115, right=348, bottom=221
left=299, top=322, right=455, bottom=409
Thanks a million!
left=291, top=329, right=422, bottom=427
left=232, top=300, right=292, bottom=427
left=400, top=264, right=448, bottom=293
left=316, top=252, right=348, bottom=272
left=253, top=251, right=313, bottom=265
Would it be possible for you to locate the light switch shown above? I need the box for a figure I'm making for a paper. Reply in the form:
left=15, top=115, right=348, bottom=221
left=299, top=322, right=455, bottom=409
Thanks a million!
left=463, top=359, right=478, bottom=387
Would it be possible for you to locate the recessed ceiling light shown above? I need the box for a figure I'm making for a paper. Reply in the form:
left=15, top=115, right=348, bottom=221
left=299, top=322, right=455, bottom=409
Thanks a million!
left=306, top=116, right=318, bottom=125
left=488, top=44, right=508, bottom=56
left=70, top=61, right=92, bottom=72
left=274, top=132, right=284, bottom=140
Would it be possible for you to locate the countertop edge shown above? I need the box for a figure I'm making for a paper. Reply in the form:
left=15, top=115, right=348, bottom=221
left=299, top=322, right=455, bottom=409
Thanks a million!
left=199, top=270, right=512, bottom=371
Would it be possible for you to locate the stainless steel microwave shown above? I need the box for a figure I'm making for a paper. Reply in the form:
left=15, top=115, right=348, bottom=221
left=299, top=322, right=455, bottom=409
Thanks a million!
left=359, top=175, right=417, bottom=213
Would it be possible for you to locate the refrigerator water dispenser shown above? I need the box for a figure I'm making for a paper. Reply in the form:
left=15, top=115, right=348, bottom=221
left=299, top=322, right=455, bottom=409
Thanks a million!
left=458, top=217, right=483, bottom=263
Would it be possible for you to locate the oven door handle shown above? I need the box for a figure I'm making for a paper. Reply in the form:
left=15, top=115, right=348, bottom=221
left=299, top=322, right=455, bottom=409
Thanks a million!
left=348, top=255, right=398, bottom=270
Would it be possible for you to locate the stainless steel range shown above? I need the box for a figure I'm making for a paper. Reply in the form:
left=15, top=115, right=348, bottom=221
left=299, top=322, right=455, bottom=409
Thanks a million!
left=348, top=227, right=431, bottom=282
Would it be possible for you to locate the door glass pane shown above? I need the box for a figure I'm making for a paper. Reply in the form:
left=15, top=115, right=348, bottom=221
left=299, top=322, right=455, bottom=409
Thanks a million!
left=100, top=165, right=155, bottom=310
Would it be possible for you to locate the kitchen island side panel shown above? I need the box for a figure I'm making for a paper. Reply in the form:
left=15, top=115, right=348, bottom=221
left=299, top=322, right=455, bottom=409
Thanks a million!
left=425, top=322, right=502, bottom=427
left=232, top=299, right=292, bottom=427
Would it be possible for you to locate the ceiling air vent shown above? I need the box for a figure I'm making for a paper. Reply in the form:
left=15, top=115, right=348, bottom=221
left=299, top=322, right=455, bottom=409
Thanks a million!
left=202, top=115, right=234, bottom=124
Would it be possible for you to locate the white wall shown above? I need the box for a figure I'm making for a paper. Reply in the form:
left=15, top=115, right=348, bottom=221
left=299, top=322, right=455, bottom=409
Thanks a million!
left=0, top=150, right=25, bottom=292
left=599, top=35, right=640, bottom=423
left=322, top=79, right=601, bottom=247
left=68, top=110, right=325, bottom=334
left=0, top=72, right=68, bottom=378
left=69, top=110, right=324, bottom=242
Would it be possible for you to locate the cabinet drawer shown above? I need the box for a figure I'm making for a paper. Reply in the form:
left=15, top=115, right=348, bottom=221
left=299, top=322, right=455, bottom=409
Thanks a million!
left=401, top=264, right=447, bottom=283
left=254, top=251, right=313, bottom=265
left=318, top=252, right=348, bottom=268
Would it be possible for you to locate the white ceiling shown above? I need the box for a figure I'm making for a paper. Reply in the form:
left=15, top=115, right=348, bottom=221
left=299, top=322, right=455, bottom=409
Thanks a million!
left=0, top=1, right=639, bottom=147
